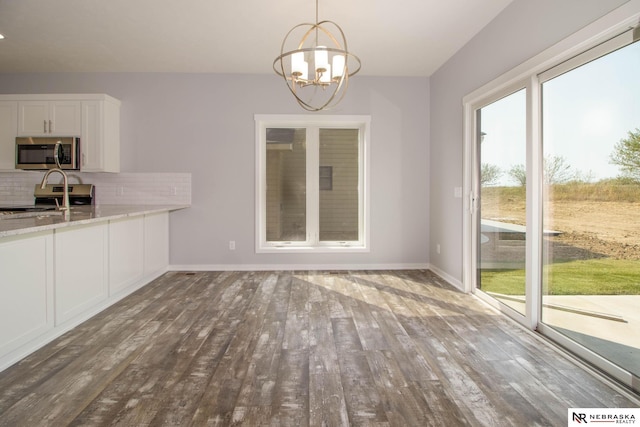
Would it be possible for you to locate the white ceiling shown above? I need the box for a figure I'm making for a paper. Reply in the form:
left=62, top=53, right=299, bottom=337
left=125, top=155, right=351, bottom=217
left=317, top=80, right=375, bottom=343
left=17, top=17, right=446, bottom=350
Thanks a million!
left=0, top=0, right=512, bottom=76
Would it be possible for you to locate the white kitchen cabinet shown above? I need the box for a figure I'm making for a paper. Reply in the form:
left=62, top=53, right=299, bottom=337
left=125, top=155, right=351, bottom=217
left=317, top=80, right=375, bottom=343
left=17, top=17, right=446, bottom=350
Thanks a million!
left=0, top=232, right=54, bottom=360
left=109, top=216, right=144, bottom=296
left=0, top=101, right=18, bottom=170
left=144, top=212, right=169, bottom=277
left=81, top=98, right=120, bottom=172
left=109, top=213, right=169, bottom=296
left=54, top=223, right=108, bottom=325
left=18, top=100, right=81, bottom=136
left=0, top=94, right=121, bottom=172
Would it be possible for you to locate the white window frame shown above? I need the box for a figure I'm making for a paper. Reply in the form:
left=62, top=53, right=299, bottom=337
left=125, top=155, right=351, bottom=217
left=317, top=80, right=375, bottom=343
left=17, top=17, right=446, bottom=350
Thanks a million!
left=255, top=114, right=371, bottom=253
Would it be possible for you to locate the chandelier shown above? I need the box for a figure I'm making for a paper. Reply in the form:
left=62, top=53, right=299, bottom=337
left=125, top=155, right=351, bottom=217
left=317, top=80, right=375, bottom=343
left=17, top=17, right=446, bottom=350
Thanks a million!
left=273, top=0, right=361, bottom=111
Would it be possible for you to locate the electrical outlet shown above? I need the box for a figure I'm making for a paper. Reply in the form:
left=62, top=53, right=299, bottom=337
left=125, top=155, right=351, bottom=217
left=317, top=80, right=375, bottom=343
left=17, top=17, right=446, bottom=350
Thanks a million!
left=170, top=186, right=177, bottom=196
left=229, top=240, right=236, bottom=250
left=436, top=244, right=441, bottom=254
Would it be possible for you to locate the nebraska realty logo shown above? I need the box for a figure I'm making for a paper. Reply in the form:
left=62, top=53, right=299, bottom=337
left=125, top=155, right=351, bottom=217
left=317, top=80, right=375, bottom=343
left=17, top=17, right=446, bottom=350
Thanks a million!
left=568, top=408, right=639, bottom=425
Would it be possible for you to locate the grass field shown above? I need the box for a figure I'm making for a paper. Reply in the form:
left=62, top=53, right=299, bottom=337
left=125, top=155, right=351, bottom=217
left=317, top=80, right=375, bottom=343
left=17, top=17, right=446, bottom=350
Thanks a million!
left=481, top=259, right=640, bottom=295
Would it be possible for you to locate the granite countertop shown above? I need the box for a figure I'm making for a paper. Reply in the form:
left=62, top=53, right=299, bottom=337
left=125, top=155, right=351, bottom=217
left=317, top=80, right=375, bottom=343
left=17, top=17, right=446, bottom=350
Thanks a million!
left=0, top=204, right=189, bottom=238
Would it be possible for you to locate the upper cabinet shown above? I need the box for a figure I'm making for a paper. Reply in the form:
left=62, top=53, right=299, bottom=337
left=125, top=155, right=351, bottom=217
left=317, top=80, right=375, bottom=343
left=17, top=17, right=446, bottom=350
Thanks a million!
left=81, top=98, right=120, bottom=173
left=0, top=94, right=120, bottom=173
left=0, top=101, right=18, bottom=171
left=18, top=100, right=81, bottom=136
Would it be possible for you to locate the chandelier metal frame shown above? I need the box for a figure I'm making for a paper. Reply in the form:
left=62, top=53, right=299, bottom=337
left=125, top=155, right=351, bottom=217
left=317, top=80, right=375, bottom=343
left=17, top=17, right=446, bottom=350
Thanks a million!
left=273, top=1, right=361, bottom=111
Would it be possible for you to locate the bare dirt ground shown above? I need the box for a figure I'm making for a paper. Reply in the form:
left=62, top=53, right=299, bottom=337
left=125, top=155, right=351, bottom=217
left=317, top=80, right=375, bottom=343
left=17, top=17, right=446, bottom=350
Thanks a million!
left=482, top=196, right=640, bottom=260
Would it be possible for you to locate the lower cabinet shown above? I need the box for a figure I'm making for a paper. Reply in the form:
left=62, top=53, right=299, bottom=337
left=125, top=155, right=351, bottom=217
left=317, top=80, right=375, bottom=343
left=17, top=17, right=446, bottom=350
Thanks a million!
left=0, top=211, right=171, bottom=372
left=109, top=216, right=144, bottom=296
left=109, top=213, right=169, bottom=296
left=55, top=223, right=108, bottom=325
left=144, top=212, right=169, bottom=277
left=0, top=232, right=53, bottom=358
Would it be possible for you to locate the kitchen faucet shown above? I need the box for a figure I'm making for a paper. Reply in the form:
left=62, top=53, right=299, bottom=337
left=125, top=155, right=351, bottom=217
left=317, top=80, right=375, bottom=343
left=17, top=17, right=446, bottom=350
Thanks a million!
left=40, top=168, right=70, bottom=218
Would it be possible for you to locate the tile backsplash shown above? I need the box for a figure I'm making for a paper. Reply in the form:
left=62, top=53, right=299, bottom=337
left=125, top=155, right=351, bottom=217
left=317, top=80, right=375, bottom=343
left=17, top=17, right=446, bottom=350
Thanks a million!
left=0, top=171, right=191, bottom=206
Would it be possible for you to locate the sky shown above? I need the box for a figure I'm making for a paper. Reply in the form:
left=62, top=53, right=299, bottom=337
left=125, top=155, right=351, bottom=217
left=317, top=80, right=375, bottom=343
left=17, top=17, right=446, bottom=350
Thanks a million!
left=481, top=37, right=640, bottom=186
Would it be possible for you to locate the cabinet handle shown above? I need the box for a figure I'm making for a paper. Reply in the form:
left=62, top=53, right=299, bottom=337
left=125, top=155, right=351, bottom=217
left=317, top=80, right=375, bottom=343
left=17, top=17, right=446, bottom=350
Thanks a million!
left=49, top=120, right=52, bottom=133
left=44, top=120, right=47, bottom=133
left=82, top=152, right=86, bottom=166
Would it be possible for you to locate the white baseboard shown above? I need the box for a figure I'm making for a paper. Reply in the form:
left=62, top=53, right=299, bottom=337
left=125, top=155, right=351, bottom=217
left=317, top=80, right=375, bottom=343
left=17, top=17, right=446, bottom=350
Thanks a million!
left=169, top=263, right=431, bottom=272
left=427, top=264, right=464, bottom=292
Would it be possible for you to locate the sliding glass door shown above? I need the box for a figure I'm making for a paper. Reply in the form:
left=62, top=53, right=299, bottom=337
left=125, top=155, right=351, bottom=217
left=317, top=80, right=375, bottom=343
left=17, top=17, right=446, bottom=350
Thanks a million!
left=540, top=37, right=640, bottom=377
left=469, top=25, right=640, bottom=387
left=476, top=89, right=527, bottom=317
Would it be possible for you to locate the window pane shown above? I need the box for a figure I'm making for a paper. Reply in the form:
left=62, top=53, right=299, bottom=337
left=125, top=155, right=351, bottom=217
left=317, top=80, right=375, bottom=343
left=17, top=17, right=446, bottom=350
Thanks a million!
left=266, top=128, right=306, bottom=241
left=319, top=128, right=359, bottom=241
left=541, top=40, right=640, bottom=376
left=477, top=89, right=527, bottom=316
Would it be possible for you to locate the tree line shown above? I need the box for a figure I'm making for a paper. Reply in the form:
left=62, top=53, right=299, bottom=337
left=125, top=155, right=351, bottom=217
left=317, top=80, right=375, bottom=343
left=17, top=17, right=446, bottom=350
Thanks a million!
left=481, top=128, right=640, bottom=186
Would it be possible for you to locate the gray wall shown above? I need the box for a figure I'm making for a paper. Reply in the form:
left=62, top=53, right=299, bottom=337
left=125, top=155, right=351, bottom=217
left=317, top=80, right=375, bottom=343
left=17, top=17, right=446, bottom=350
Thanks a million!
left=428, top=0, right=629, bottom=283
left=0, top=73, right=429, bottom=268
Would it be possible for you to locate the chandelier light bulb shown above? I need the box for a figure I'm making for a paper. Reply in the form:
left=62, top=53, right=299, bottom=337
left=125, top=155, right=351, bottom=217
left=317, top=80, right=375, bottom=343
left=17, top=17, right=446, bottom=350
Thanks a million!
left=332, top=54, right=345, bottom=80
left=315, top=46, right=329, bottom=73
left=291, top=52, right=306, bottom=76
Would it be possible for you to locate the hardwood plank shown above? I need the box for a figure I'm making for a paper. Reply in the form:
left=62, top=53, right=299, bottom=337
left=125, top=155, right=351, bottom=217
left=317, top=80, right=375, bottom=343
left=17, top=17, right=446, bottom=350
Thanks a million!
left=365, top=350, right=431, bottom=426
left=336, top=351, right=388, bottom=425
left=190, top=271, right=280, bottom=425
left=270, top=349, right=310, bottom=426
left=412, top=380, right=470, bottom=426
left=308, top=273, right=350, bottom=427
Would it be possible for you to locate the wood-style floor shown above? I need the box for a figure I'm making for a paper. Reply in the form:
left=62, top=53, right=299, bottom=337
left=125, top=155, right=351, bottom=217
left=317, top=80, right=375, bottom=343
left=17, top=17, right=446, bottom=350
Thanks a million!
left=0, top=270, right=637, bottom=426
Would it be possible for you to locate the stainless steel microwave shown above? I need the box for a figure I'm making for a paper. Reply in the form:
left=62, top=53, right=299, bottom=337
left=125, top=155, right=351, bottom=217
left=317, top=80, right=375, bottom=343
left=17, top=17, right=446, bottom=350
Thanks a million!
left=15, top=137, right=80, bottom=170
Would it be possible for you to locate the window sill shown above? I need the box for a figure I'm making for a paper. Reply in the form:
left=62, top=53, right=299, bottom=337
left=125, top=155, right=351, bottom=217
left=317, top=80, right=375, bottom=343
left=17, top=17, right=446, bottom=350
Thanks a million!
left=256, top=245, right=369, bottom=254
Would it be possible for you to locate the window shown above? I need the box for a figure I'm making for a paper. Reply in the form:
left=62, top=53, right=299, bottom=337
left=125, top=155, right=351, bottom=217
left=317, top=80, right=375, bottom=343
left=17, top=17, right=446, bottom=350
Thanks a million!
left=255, top=115, right=370, bottom=252
left=319, top=166, right=333, bottom=191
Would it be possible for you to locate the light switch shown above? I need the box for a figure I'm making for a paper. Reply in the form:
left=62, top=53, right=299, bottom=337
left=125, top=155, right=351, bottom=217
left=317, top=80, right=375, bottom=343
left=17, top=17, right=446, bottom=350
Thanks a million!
left=454, top=187, right=462, bottom=198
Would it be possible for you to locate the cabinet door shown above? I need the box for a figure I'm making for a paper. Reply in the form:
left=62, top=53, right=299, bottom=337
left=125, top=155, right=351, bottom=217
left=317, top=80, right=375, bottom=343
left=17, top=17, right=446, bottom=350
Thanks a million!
left=109, top=217, right=144, bottom=296
left=18, top=101, right=49, bottom=135
left=144, top=212, right=169, bottom=277
left=0, top=232, right=54, bottom=359
left=18, top=100, right=81, bottom=136
left=55, top=223, right=108, bottom=325
left=49, top=101, right=81, bottom=135
left=0, top=101, right=17, bottom=170
left=81, top=99, right=120, bottom=172
left=80, top=101, right=103, bottom=171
